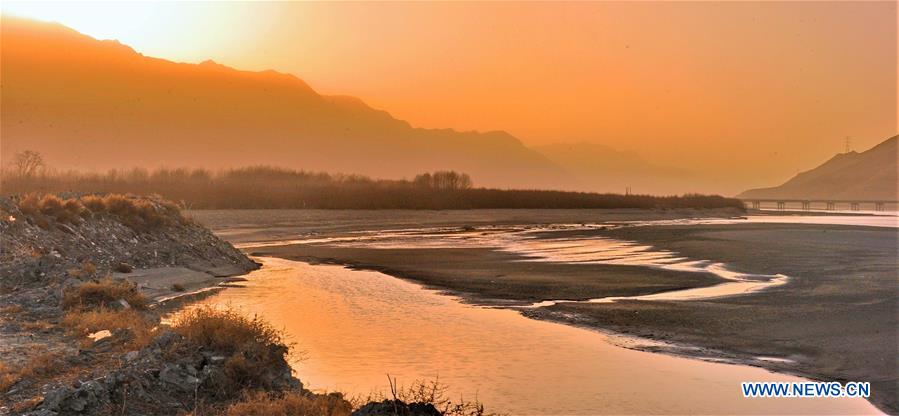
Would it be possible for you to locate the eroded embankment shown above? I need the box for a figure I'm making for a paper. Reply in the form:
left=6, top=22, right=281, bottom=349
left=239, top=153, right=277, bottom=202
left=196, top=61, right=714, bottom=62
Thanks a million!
left=0, top=195, right=353, bottom=416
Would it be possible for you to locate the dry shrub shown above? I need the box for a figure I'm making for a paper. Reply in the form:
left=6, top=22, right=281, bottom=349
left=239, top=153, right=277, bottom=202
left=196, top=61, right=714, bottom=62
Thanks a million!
left=0, top=349, right=63, bottom=392
left=80, top=194, right=105, bottom=212
left=0, top=362, right=18, bottom=391
left=224, top=391, right=352, bottom=416
left=62, top=276, right=147, bottom=311
left=81, top=194, right=185, bottom=230
left=10, top=396, right=42, bottom=413
left=171, top=306, right=290, bottom=398
left=114, top=262, right=134, bottom=273
left=17, top=193, right=40, bottom=216
left=0, top=304, right=23, bottom=314
left=171, top=283, right=186, bottom=292
left=18, top=192, right=185, bottom=231
left=172, top=306, right=284, bottom=356
left=67, top=260, right=98, bottom=279
left=62, top=308, right=156, bottom=349
left=21, top=320, right=54, bottom=332
left=16, top=193, right=85, bottom=225
left=355, top=378, right=491, bottom=416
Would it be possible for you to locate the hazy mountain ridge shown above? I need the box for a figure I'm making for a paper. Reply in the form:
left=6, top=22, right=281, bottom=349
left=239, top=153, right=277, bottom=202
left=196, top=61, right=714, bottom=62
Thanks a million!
left=534, top=143, right=698, bottom=195
left=1, top=16, right=569, bottom=189
left=738, top=136, right=898, bottom=200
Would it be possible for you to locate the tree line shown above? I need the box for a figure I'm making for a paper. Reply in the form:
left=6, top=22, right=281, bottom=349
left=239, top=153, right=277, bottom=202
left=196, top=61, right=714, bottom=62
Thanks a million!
left=1, top=153, right=742, bottom=210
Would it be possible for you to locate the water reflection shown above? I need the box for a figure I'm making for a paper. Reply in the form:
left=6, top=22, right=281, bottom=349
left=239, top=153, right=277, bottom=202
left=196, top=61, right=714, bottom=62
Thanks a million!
left=187, top=257, right=879, bottom=415
left=240, top=223, right=790, bottom=305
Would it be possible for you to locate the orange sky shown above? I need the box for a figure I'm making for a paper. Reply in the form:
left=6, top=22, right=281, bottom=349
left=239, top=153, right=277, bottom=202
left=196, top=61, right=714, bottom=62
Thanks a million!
left=3, top=1, right=896, bottom=188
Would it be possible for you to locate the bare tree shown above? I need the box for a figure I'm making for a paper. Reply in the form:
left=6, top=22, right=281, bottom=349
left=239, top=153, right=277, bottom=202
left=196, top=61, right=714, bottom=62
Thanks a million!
left=13, top=150, right=45, bottom=178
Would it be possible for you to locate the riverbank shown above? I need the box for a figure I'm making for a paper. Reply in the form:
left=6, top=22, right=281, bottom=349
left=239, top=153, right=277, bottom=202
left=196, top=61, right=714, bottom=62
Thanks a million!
left=532, top=222, right=898, bottom=414
left=186, top=256, right=879, bottom=415
left=3, top=195, right=501, bottom=415
left=0, top=194, right=274, bottom=414
left=194, top=209, right=897, bottom=414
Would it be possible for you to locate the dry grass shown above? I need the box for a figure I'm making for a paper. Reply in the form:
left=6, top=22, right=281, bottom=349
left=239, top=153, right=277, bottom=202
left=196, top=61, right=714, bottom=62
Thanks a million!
left=0, top=304, right=24, bottom=314
left=170, top=306, right=290, bottom=399
left=62, top=308, right=156, bottom=349
left=223, top=391, right=352, bottom=416
left=172, top=306, right=284, bottom=357
left=67, top=260, right=98, bottom=280
left=17, top=193, right=86, bottom=225
left=0, top=349, right=63, bottom=392
left=354, top=378, right=491, bottom=416
left=18, top=192, right=185, bottom=231
left=10, top=396, right=43, bottom=413
left=0, top=362, right=18, bottom=391
left=21, top=320, right=54, bottom=332
left=61, top=276, right=147, bottom=311
left=87, top=193, right=184, bottom=230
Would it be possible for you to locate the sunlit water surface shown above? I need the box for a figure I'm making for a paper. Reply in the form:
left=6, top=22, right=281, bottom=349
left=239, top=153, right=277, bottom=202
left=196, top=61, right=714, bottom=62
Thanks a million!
left=186, top=257, right=880, bottom=415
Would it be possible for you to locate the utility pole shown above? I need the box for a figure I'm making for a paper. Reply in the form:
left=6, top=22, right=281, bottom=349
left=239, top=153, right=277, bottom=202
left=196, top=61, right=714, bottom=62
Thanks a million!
left=844, top=136, right=852, bottom=153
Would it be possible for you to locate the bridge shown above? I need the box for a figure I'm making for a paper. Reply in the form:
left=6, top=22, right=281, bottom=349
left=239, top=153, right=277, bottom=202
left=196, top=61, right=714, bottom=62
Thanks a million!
left=739, top=199, right=897, bottom=212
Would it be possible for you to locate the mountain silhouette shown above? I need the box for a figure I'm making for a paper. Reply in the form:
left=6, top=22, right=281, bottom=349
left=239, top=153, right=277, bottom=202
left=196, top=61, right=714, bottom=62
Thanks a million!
left=1, top=16, right=569, bottom=189
left=738, top=136, right=898, bottom=200
left=533, top=143, right=699, bottom=195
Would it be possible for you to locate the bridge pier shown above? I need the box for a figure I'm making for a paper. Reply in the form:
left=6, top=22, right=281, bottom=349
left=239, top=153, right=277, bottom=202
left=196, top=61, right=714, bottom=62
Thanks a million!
left=740, top=199, right=893, bottom=212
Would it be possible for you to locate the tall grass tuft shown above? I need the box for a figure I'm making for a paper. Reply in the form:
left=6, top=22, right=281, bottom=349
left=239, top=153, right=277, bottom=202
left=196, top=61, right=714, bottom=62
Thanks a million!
left=170, top=306, right=292, bottom=399
left=61, top=276, right=148, bottom=311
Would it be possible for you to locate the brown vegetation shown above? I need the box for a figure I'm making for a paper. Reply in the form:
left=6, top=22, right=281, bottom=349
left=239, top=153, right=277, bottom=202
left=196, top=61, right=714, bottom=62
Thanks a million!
left=61, top=308, right=156, bottom=349
left=170, top=306, right=292, bottom=399
left=21, top=320, right=54, bottom=332
left=223, top=391, right=352, bottom=416
left=62, top=276, right=148, bottom=311
left=3, top=166, right=744, bottom=210
left=0, top=304, right=24, bottom=314
left=17, top=193, right=86, bottom=226
left=0, top=349, right=63, bottom=392
left=67, top=260, right=98, bottom=280
left=357, top=378, right=490, bottom=416
left=15, top=192, right=185, bottom=231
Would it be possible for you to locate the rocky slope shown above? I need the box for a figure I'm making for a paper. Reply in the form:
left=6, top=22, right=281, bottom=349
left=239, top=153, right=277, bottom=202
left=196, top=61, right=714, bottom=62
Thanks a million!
left=0, top=195, right=257, bottom=294
left=0, top=194, right=470, bottom=416
left=0, top=194, right=274, bottom=415
left=738, top=135, right=897, bottom=200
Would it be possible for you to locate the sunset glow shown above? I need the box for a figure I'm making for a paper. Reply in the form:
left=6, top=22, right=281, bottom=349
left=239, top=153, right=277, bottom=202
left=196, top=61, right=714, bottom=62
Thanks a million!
left=2, top=1, right=895, bottom=193
left=1, top=2, right=897, bottom=415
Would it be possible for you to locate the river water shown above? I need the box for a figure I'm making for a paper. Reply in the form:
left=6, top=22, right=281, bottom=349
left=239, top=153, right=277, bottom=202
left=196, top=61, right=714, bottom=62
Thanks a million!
left=189, top=254, right=880, bottom=415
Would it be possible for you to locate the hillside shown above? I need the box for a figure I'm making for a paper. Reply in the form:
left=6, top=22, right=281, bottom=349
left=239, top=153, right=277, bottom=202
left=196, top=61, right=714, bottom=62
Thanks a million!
left=0, top=16, right=567, bottom=189
left=738, top=136, right=898, bottom=200
left=534, top=143, right=697, bottom=195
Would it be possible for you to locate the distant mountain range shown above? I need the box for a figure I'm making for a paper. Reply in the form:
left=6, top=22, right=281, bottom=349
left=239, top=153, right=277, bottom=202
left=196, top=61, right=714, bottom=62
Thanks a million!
left=533, top=143, right=697, bottom=195
left=1, top=16, right=571, bottom=189
left=738, top=136, right=898, bottom=201
left=0, top=16, right=714, bottom=194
